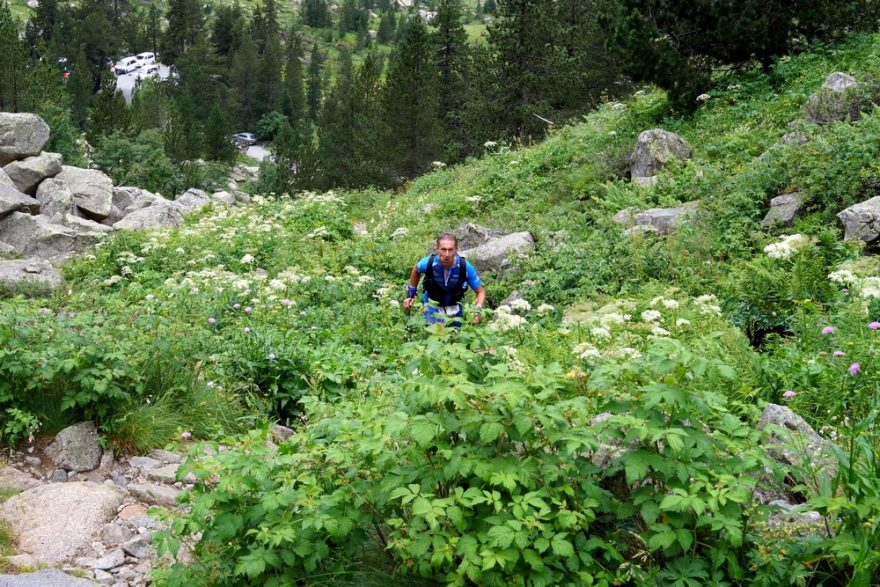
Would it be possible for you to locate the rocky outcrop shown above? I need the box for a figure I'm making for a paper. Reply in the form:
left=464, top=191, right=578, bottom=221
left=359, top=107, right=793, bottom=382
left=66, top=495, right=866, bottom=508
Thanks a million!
left=35, top=178, right=76, bottom=219
left=757, top=403, right=836, bottom=471
left=762, top=192, right=806, bottom=228
left=630, top=129, right=692, bottom=184
left=0, top=113, right=50, bottom=166
left=460, top=231, right=535, bottom=276
left=804, top=72, right=862, bottom=124
left=45, top=422, right=103, bottom=473
left=3, top=152, right=63, bottom=195
left=0, top=569, right=99, bottom=586
left=837, top=196, right=880, bottom=247
left=0, top=259, right=63, bottom=291
left=53, top=166, right=113, bottom=220
left=0, top=185, right=40, bottom=218
left=211, top=190, right=236, bottom=206
left=0, top=212, right=101, bottom=259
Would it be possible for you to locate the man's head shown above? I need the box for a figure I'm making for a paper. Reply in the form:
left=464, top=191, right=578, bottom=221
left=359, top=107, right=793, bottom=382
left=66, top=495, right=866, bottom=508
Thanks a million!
left=435, top=233, right=458, bottom=267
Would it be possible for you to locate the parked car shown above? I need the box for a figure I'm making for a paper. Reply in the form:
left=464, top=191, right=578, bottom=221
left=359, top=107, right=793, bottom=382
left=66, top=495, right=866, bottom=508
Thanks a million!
left=136, top=64, right=160, bottom=80
left=232, top=132, right=257, bottom=147
left=114, top=56, right=139, bottom=75
left=136, top=52, right=156, bottom=65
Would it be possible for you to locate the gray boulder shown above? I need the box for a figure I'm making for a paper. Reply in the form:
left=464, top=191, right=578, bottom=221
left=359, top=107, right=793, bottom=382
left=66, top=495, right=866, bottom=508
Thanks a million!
left=611, top=207, right=638, bottom=228
left=112, top=186, right=162, bottom=214
left=57, top=213, right=113, bottom=234
left=757, top=404, right=836, bottom=472
left=0, top=168, right=15, bottom=190
left=173, top=188, right=210, bottom=213
left=0, top=482, right=126, bottom=564
left=113, top=202, right=183, bottom=231
left=0, top=569, right=99, bottom=586
left=805, top=72, right=862, bottom=124
left=45, top=421, right=102, bottom=472
left=0, top=212, right=99, bottom=259
left=126, top=482, right=180, bottom=508
left=837, top=196, right=880, bottom=246
left=233, top=190, right=252, bottom=204
left=0, top=113, right=50, bottom=166
left=630, top=129, right=692, bottom=181
left=0, top=467, right=42, bottom=492
left=762, top=192, right=806, bottom=228
left=460, top=231, right=534, bottom=275
left=631, top=201, right=699, bottom=235
left=0, top=185, right=40, bottom=218
left=0, top=259, right=63, bottom=291
left=211, top=190, right=236, bottom=206
left=230, top=163, right=259, bottom=183
left=3, top=152, right=63, bottom=195
left=35, top=177, right=77, bottom=219
left=53, top=166, right=113, bottom=220
left=452, top=223, right=505, bottom=250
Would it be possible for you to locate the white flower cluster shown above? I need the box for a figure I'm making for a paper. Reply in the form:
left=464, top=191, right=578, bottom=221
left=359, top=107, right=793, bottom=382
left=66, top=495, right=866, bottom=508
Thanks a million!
left=693, top=294, right=722, bottom=316
left=829, top=262, right=880, bottom=299
left=491, top=304, right=529, bottom=331
left=390, top=227, right=409, bottom=239
left=599, top=312, right=631, bottom=328
left=650, top=296, right=679, bottom=309
left=764, top=234, right=812, bottom=260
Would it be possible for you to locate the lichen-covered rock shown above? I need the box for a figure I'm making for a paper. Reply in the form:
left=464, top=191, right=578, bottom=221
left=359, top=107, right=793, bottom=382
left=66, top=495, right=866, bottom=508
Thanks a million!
left=0, top=212, right=98, bottom=259
left=630, top=129, right=692, bottom=181
left=3, top=152, right=63, bottom=195
left=757, top=404, right=836, bottom=473
left=35, top=177, right=76, bottom=219
left=632, top=201, right=699, bottom=235
left=460, top=231, right=534, bottom=276
left=0, top=113, right=51, bottom=166
left=452, top=223, right=506, bottom=250
left=173, top=188, right=210, bottom=213
left=45, top=421, right=103, bottom=472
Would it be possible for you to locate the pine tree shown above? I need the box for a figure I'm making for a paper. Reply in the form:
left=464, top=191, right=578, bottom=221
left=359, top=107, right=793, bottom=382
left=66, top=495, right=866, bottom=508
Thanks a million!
left=211, top=2, right=244, bottom=59
left=67, top=46, right=93, bottom=128
left=87, top=71, right=130, bottom=143
left=32, top=0, right=58, bottom=43
left=431, top=0, right=470, bottom=161
left=0, top=1, right=26, bottom=111
left=161, top=0, right=203, bottom=64
left=317, top=49, right=355, bottom=188
left=168, top=38, right=222, bottom=159
left=377, top=11, right=394, bottom=44
left=283, top=32, right=307, bottom=126
left=255, top=0, right=283, bottom=116
left=381, top=17, right=440, bottom=180
left=301, top=0, right=330, bottom=28
left=146, top=3, right=161, bottom=53
left=230, top=35, right=260, bottom=129
left=348, top=53, right=386, bottom=186
left=306, top=41, right=323, bottom=121
left=204, top=104, right=235, bottom=162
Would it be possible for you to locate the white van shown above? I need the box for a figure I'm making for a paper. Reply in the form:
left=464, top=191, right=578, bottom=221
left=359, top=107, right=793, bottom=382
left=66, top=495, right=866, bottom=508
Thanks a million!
left=114, top=56, right=139, bottom=75
left=136, top=52, right=156, bottom=65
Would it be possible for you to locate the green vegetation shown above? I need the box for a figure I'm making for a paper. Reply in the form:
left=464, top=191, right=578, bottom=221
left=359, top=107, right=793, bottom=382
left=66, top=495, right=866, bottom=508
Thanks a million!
left=5, top=12, right=880, bottom=586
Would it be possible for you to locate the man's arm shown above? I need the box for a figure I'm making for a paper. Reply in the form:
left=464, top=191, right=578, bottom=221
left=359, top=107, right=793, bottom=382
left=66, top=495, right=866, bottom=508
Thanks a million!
left=403, top=265, right=421, bottom=311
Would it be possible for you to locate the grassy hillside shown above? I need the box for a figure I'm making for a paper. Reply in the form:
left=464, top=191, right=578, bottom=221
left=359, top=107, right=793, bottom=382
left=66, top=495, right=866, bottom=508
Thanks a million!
left=4, top=29, right=880, bottom=586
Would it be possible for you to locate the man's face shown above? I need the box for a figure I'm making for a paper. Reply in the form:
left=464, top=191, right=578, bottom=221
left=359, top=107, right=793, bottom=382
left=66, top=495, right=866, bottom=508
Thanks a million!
left=436, top=238, right=457, bottom=268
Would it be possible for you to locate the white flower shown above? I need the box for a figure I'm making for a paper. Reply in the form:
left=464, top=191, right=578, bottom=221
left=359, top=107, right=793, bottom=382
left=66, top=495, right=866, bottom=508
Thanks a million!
left=465, top=195, right=483, bottom=203
left=612, top=103, right=626, bottom=111
left=240, top=254, right=255, bottom=264
left=431, top=161, right=447, bottom=170
left=829, top=269, right=859, bottom=286
left=641, top=309, right=662, bottom=322
left=509, top=298, right=532, bottom=313
left=676, top=318, right=691, bottom=327
left=694, top=294, right=722, bottom=316
left=175, top=247, right=185, bottom=254
left=764, top=234, right=811, bottom=260
left=389, top=299, right=400, bottom=308
left=650, top=326, right=671, bottom=337
left=484, top=140, right=498, bottom=149
left=492, top=312, right=528, bottom=331
left=573, top=342, right=601, bottom=359
left=537, top=304, right=555, bottom=315
left=120, top=266, right=133, bottom=276
left=600, top=312, right=630, bottom=328
left=696, top=93, right=711, bottom=102
left=391, top=227, right=408, bottom=239
left=662, top=299, right=679, bottom=310
left=590, top=327, right=611, bottom=339
left=324, top=275, right=336, bottom=283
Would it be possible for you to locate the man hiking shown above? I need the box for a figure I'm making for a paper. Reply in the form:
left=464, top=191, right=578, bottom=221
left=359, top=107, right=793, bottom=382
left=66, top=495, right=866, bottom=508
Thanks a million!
left=403, top=233, right=486, bottom=325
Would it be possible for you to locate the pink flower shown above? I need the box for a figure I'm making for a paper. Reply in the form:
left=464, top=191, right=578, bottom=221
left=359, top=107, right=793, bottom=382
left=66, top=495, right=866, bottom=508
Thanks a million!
left=180, top=431, right=192, bottom=439
left=243, top=327, right=251, bottom=333
left=833, top=350, right=846, bottom=357
left=244, top=306, right=253, bottom=313
left=281, top=299, right=292, bottom=307
left=207, top=317, right=216, bottom=325
left=870, top=322, right=880, bottom=330
left=849, top=362, right=861, bottom=376
left=821, top=326, right=835, bottom=336
left=782, top=390, right=796, bottom=399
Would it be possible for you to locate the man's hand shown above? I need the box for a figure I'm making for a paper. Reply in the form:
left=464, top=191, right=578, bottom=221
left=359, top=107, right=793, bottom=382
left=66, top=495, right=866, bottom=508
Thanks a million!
left=403, top=297, right=414, bottom=312
left=471, top=312, right=481, bottom=324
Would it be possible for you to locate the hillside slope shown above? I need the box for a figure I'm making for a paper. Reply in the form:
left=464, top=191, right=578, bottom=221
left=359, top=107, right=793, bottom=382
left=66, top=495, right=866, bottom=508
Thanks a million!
left=3, top=30, right=880, bottom=586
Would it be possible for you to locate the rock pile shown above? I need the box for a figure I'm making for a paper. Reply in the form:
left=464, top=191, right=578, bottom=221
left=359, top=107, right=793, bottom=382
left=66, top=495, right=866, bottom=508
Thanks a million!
left=0, top=421, right=197, bottom=586
left=0, top=112, right=250, bottom=292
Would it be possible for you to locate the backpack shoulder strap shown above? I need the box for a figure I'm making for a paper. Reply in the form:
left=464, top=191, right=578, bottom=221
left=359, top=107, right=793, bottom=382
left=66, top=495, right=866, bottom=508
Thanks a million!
left=456, top=255, right=468, bottom=289
left=423, top=255, right=437, bottom=287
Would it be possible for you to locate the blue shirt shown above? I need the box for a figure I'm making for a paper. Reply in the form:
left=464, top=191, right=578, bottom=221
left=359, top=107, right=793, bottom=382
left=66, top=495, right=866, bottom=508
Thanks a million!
left=416, top=255, right=482, bottom=302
